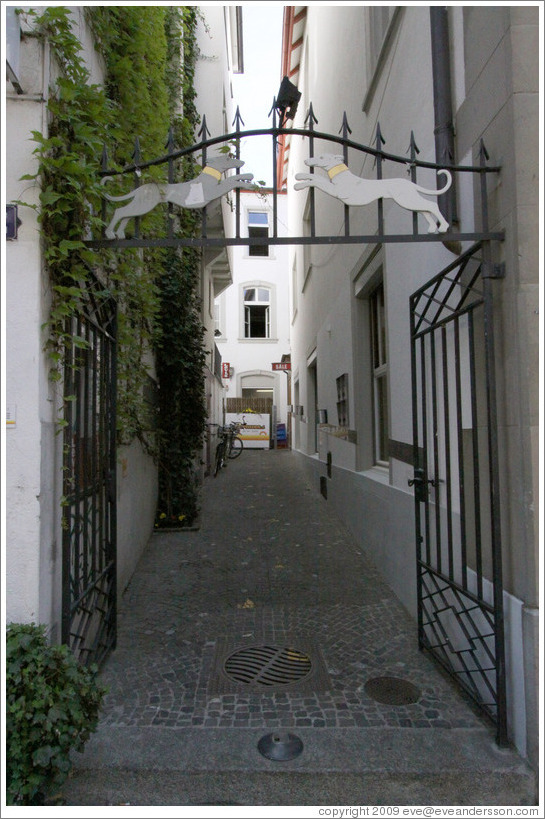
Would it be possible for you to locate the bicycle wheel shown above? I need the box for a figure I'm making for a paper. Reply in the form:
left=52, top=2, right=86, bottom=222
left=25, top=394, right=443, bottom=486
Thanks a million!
left=228, top=436, right=243, bottom=459
left=214, top=442, right=224, bottom=476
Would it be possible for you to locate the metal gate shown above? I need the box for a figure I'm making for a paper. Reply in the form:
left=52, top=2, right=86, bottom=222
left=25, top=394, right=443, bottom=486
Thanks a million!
left=409, top=242, right=507, bottom=743
left=83, top=105, right=506, bottom=693
left=61, top=272, right=117, bottom=668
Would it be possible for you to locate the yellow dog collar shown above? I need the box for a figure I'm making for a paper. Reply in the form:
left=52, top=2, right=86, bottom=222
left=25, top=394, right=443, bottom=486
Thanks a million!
left=203, top=165, right=222, bottom=181
left=327, top=163, right=348, bottom=179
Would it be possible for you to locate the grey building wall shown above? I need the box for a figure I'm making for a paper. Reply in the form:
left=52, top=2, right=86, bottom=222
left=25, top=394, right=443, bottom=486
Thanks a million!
left=286, top=5, right=539, bottom=765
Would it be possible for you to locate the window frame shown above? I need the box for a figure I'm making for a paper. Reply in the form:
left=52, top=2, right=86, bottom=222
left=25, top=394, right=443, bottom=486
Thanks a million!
left=241, top=283, right=274, bottom=340
left=362, top=6, right=402, bottom=113
left=302, top=193, right=313, bottom=290
left=369, top=281, right=389, bottom=467
left=247, top=209, right=270, bottom=258
left=336, top=373, right=350, bottom=428
left=213, top=296, right=224, bottom=339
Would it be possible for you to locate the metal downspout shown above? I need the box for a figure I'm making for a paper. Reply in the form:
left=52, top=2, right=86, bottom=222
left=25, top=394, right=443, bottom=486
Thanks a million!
left=429, top=7, right=458, bottom=232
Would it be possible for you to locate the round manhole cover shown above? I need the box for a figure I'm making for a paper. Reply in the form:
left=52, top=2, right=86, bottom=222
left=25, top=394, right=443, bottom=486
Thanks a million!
left=224, top=644, right=312, bottom=687
left=364, top=676, right=420, bottom=705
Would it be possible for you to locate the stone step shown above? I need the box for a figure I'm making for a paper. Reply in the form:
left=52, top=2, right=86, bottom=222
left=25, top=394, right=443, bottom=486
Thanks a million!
left=62, top=726, right=537, bottom=807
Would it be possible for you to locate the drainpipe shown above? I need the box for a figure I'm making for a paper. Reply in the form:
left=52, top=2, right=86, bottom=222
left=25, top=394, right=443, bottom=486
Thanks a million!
left=429, top=7, right=458, bottom=232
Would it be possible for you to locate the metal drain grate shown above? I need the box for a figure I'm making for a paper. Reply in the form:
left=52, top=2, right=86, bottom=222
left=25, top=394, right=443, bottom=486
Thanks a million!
left=364, top=676, right=420, bottom=705
left=224, top=645, right=312, bottom=686
left=208, top=635, right=331, bottom=694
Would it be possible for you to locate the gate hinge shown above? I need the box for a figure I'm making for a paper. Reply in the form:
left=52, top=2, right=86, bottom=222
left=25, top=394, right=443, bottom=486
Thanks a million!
left=482, top=262, right=505, bottom=280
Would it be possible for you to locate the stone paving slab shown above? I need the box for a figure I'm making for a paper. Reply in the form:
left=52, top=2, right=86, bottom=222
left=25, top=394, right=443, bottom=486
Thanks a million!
left=74, top=725, right=530, bottom=775
left=63, top=450, right=537, bottom=807
left=63, top=769, right=537, bottom=808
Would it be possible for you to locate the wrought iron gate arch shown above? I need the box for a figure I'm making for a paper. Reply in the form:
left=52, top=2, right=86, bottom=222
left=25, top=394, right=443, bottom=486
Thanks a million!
left=87, top=111, right=503, bottom=250
left=80, top=111, right=506, bottom=741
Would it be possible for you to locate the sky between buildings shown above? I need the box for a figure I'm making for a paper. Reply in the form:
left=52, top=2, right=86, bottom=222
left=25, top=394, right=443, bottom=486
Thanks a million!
left=231, top=3, right=285, bottom=187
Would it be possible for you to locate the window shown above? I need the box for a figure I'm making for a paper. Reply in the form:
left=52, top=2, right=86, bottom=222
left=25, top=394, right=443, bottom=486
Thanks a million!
left=370, top=282, right=389, bottom=464
left=291, top=261, right=298, bottom=321
left=363, top=7, right=400, bottom=112
left=369, top=6, right=396, bottom=72
left=244, top=286, right=270, bottom=338
left=302, top=195, right=313, bottom=288
left=336, top=373, right=349, bottom=428
left=214, top=299, right=222, bottom=337
left=248, top=211, right=269, bottom=257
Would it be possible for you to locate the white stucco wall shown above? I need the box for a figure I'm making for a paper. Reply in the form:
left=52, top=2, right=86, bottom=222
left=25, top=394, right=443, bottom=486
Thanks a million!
left=194, top=6, right=241, bottom=432
left=5, top=18, right=55, bottom=626
left=4, top=7, right=159, bottom=634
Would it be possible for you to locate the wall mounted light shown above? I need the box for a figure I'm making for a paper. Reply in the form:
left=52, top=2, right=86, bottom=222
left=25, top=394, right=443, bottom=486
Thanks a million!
left=275, top=76, right=301, bottom=126
left=6, top=204, right=21, bottom=240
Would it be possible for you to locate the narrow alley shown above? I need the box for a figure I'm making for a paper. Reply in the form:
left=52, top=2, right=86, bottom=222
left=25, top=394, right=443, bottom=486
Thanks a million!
left=63, top=450, right=535, bottom=808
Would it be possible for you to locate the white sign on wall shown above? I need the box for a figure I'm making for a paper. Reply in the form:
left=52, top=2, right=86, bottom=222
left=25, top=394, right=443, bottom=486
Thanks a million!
left=226, top=412, right=270, bottom=449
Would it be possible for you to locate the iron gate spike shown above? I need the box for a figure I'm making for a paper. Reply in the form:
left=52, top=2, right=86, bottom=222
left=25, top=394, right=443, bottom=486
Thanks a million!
left=373, top=121, right=386, bottom=171
left=165, top=127, right=175, bottom=152
left=198, top=114, right=211, bottom=141
left=232, top=105, right=245, bottom=130
left=305, top=102, right=318, bottom=127
left=338, top=111, right=352, bottom=137
left=132, top=136, right=141, bottom=164
left=407, top=130, right=420, bottom=157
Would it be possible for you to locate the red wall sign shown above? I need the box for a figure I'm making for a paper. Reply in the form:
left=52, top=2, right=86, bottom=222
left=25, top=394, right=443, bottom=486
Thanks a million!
left=222, top=363, right=231, bottom=379
left=272, top=362, right=291, bottom=371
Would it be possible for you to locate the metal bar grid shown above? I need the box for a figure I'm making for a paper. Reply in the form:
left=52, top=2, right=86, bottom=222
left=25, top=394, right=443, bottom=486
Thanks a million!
left=419, top=566, right=498, bottom=720
left=410, top=242, right=507, bottom=743
left=61, top=272, right=117, bottom=668
left=87, top=231, right=504, bottom=250
left=96, top=125, right=502, bottom=178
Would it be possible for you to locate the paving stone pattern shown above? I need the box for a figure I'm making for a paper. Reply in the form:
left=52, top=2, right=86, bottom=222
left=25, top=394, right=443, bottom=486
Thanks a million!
left=98, top=450, right=489, bottom=734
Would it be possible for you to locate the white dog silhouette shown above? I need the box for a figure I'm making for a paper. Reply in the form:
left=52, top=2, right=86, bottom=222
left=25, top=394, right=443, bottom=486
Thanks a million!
left=294, top=153, right=452, bottom=233
left=102, top=155, right=254, bottom=239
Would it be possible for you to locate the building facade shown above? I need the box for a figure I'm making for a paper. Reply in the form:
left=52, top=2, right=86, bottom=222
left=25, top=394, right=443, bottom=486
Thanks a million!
left=281, top=5, right=540, bottom=766
left=214, top=189, right=291, bottom=443
left=193, top=6, right=244, bottom=435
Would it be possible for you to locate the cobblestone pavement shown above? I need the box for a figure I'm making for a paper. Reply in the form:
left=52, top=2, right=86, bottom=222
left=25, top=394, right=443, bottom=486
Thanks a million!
left=97, top=449, right=489, bottom=734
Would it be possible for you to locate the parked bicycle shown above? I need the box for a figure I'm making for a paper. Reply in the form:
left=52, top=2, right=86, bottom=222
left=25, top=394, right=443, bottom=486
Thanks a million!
left=210, top=422, right=244, bottom=477
left=224, top=421, right=244, bottom=461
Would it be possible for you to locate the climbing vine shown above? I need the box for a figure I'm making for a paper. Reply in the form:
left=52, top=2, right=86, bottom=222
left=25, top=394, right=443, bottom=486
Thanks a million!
left=153, top=7, right=208, bottom=527
left=18, top=7, right=114, bottom=389
left=21, top=6, right=207, bottom=524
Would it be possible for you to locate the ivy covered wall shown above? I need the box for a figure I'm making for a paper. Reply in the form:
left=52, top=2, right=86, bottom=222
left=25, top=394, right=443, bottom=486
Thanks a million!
left=23, top=5, right=207, bottom=527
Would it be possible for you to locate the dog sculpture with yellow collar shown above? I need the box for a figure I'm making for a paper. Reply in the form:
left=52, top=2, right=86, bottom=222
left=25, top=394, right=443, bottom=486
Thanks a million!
left=102, top=155, right=254, bottom=239
left=294, top=153, right=452, bottom=233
